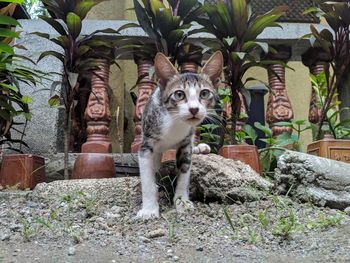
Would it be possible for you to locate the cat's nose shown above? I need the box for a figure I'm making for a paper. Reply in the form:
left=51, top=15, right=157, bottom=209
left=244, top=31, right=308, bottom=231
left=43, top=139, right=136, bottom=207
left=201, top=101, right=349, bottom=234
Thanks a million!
left=189, top=107, right=199, bottom=116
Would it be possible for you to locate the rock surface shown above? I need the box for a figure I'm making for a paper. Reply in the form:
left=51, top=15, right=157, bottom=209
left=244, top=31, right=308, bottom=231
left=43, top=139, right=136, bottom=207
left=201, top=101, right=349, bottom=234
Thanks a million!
left=190, top=154, right=272, bottom=203
left=275, top=151, right=350, bottom=209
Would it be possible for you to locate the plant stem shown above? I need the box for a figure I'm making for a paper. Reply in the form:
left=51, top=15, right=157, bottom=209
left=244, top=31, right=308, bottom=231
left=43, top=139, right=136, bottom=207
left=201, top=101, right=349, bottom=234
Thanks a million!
left=63, top=105, right=72, bottom=180
left=316, top=68, right=337, bottom=140
left=230, top=88, right=240, bottom=145
left=19, top=120, right=28, bottom=153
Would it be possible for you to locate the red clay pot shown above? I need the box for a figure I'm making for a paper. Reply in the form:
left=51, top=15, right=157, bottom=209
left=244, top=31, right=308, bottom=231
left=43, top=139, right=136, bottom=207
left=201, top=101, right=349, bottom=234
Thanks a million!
left=161, top=149, right=177, bottom=163
left=72, top=153, right=116, bottom=179
left=219, top=145, right=261, bottom=175
left=0, top=154, right=45, bottom=190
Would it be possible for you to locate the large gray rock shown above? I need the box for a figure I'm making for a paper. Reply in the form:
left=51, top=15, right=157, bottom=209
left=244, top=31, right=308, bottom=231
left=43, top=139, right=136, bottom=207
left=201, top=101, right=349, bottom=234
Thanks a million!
left=190, top=154, right=272, bottom=203
left=275, top=151, right=350, bottom=209
left=32, top=154, right=272, bottom=205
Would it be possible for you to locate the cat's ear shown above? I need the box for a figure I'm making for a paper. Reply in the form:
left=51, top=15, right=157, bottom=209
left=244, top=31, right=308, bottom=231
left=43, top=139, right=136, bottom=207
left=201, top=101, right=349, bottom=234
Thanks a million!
left=201, top=51, right=223, bottom=88
left=154, top=52, right=179, bottom=89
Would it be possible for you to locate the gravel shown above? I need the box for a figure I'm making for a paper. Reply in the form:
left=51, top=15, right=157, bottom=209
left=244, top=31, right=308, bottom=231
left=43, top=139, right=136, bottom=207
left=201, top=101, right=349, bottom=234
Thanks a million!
left=1, top=181, right=350, bottom=262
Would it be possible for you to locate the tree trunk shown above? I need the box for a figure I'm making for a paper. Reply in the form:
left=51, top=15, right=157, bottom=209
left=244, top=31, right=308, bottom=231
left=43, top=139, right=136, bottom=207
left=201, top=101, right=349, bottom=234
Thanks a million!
left=230, top=89, right=241, bottom=145
left=338, top=71, right=350, bottom=122
left=63, top=106, right=72, bottom=180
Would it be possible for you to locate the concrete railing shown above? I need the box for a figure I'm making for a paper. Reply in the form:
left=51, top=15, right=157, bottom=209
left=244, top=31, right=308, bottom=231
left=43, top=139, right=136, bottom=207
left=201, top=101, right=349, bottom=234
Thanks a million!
left=15, top=19, right=328, bottom=154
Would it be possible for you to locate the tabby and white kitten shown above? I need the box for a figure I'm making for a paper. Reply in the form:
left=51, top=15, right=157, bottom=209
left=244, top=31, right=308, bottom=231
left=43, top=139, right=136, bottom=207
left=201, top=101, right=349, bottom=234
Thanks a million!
left=137, top=51, right=223, bottom=219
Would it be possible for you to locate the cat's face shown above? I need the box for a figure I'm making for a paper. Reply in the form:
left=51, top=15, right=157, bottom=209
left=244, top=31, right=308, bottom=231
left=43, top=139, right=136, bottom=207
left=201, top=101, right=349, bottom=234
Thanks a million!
left=155, top=52, right=223, bottom=126
left=161, top=73, right=216, bottom=125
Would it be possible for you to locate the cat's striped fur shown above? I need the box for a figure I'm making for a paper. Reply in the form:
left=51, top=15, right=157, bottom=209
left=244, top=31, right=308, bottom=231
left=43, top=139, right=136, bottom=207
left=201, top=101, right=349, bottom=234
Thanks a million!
left=137, top=52, right=223, bottom=219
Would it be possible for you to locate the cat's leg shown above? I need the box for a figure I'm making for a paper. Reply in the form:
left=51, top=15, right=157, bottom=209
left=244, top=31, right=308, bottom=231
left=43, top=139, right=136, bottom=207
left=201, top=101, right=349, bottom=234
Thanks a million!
left=174, top=135, right=195, bottom=212
left=136, top=144, right=160, bottom=219
left=153, top=152, right=162, bottom=173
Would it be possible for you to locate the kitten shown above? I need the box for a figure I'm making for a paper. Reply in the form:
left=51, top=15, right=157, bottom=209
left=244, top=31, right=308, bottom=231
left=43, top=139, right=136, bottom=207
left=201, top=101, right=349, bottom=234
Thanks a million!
left=137, top=51, right=223, bottom=219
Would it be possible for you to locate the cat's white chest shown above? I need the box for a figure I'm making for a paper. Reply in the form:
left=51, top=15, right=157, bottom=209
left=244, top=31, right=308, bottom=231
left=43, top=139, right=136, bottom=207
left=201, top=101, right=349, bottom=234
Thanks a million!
left=157, top=114, right=191, bottom=151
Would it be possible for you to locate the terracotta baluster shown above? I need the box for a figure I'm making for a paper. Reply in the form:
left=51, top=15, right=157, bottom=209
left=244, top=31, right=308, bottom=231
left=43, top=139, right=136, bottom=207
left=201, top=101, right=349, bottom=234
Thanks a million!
left=266, top=45, right=294, bottom=136
left=131, top=58, right=155, bottom=153
left=301, top=47, right=331, bottom=125
left=178, top=44, right=202, bottom=74
left=81, top=59, right=112, bottom=153
left=236, top=92, right=248, bottom=132
left=180, top=62, right=199, bottom=73
left=72, top=59, right=115, bottom=179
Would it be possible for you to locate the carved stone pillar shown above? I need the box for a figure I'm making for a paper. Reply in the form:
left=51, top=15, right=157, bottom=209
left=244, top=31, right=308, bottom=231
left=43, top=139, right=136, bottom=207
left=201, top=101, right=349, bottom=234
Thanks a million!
left=72, top=59, right=115, bottom=179
left=266, top=45, right=294, bottom=136
left=131, top=59, right=155, bottom=153
left=301, top=47, right=331, bottom=125
left=81, top=59, right=112, bottom=153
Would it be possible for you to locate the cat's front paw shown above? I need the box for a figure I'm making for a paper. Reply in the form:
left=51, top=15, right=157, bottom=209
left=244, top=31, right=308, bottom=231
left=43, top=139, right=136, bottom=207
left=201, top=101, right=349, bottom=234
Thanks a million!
left=135, top=208, right=160, bottom=220
left=174, top=197, right=194, bottom=213
left=192, top=143, right=211, bottom=154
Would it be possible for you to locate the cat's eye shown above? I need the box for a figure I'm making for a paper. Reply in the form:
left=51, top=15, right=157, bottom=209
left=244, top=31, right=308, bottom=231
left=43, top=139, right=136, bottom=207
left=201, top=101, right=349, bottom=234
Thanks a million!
left=173, top=90, right=185, bottom=101
left=200, top=89, right=211, bottom=99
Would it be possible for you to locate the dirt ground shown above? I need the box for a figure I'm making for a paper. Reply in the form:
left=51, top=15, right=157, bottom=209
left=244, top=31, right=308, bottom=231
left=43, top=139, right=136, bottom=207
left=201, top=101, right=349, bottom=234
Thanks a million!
left=1, top=189, right=350, bottom=263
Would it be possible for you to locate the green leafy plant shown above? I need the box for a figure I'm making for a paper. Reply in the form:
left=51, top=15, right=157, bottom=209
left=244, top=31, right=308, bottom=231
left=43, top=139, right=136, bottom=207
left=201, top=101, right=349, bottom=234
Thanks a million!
left=272, top=207, right=298, bottom=240
left=196, top=0, right=288, bottom=144
left=123, top=0, right=203, bottom=63
left=36, top=0, right=120, bottom=179
left=197, top=123, right=221, bottom=153
left=306, top=211, right=344, bottom=229
left=76, top=191, right=97, bottom=217
left=258, top=210, right=269, bottom=229
left=20, top=216, right=36, bottom=242
left=310, top=72, right=350, bottom=139
left=304, top=1, right=350, bottom=139
left=0, top=0, right=44, bottom=152
left=274, top=119, right=312, bottom=151
left=223, top=206, right=235, bottom=233
left=254, top=120, right=310, bottom=177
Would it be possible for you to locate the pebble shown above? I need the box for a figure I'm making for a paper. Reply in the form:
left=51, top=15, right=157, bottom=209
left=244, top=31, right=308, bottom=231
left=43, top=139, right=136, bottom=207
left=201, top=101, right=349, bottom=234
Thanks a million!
left=10, top=224, right=21, bottom=232
left=68, top=247, right=76, bottom=256
left=110, top=206, right=122, bottom=214
left=27, top=201, right=40, bottom=209
left=106, top=213, right=121, bottom=226
left=139, top=236, right=151, bottom=243
left=1, top=233, right=10, bottom=241
left=173, top=256, right=180, bottom=261
left=146, top=228, right=166, bottom=239
left=96, top=217, right=105, bottom=223
left=196, top=246, right=204, bottom=252
left=344, top=207, right=350, bottom=215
